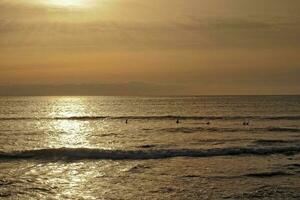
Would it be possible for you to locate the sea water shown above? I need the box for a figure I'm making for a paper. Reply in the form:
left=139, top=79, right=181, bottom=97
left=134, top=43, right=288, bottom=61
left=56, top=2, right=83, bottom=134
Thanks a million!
left=0, top=96, right=300, bottom=199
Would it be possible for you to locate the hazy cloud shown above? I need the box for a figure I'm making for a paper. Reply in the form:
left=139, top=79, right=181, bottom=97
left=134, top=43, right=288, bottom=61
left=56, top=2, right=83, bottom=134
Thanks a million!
left=1, top=16, right=300, bottom=50
left=0, top=0, right=299, bottom=95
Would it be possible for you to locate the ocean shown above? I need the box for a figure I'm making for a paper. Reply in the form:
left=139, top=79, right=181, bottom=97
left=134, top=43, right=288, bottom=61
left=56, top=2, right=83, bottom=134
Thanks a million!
left=0, top=96, right=300, bottom=199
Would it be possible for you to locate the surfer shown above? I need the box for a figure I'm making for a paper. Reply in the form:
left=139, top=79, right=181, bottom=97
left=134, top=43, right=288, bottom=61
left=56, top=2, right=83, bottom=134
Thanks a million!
left=243, top=121, right=249, bottom=126
left=176, top=119, right=180, bottom=124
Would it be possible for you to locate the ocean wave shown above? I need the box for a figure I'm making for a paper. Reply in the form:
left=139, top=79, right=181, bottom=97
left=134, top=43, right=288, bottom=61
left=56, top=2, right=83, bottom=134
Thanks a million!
left=244, top=171, right=293, bottom=178
left=1, top=146, right=300, bottom=160
left=0, top=116, right=107, bottom=121
left=231, top=185, right=300, bottom=199
left=161, top=127, right=300, bottom=133
left=0, top=115, right=299, bottom=121
left=253, top=139, right=294, bottom=145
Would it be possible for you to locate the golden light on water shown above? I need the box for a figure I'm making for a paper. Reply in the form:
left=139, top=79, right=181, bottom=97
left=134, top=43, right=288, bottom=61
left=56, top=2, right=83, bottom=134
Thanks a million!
left=50, top=97, right=89, bottom=118
left=45, top=97, right=114, bottom=149
left=48, top=97, right=93, bottom=148
left=53, top=120, right=92, bottom=147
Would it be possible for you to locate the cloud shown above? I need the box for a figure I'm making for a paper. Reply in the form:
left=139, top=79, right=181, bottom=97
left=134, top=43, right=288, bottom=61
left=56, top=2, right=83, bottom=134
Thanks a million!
left=0, top=0, right=299, bottom=95
left=1, top=16, right=300, bottom=51
left=1, top=0, right=300, bottom=51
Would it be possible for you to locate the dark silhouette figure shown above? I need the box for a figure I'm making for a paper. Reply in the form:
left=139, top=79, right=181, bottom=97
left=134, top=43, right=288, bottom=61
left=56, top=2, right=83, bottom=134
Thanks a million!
left=176, top=119, right=180, bottom=124
left=126, top=119, right=128, bottom=124
left=243, top=121, right=250, bottom=126
left=206, top=121, right=210, bottom=125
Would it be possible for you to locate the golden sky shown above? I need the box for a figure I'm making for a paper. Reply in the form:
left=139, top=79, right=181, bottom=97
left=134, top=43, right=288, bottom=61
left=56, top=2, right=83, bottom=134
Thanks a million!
left=0, top=0, right=299, bottom=95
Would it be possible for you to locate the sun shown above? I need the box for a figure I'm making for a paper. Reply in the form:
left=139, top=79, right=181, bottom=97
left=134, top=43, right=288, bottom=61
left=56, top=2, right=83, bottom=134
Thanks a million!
left=48, top=0, right=85, bottom=7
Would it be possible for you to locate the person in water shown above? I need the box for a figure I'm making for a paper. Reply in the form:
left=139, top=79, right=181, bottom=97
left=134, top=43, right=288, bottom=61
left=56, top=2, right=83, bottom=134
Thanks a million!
left=176, top=119, right=180, bottom=124
left=243, top=121, right=250, bottom=126
left=126, top=119, right=128, bottom=124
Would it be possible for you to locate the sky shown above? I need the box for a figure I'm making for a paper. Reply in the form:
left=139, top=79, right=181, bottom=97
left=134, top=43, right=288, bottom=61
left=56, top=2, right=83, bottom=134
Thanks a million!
left=0, top=0, right=299, bottom=95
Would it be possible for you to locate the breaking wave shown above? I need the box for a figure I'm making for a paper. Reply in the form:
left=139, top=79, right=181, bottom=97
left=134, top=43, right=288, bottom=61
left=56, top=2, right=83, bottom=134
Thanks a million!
left=244, top=171, right=293, bottom=178
left=161, top=127, right=300, bottom=133
left=0, top=115, right=300, bottom=121
left=253, top=139, right=294, bottom=145
left=1, top=146, right=300, bottom=160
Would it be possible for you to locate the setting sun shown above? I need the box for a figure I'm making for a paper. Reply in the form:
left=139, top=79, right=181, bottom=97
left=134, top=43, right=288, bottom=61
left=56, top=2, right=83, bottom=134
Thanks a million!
left=48, top=0, right=85, bottom=7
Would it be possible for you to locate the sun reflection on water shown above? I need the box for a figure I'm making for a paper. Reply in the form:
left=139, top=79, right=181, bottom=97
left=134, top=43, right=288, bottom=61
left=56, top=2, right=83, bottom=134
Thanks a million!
left=52, top=120, right=92, bottom=147
left=48, top=97, right=93, bottom=148
left=49, top=97, right=89, bottom=118
left=46, top=162, right=100, bottom=199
